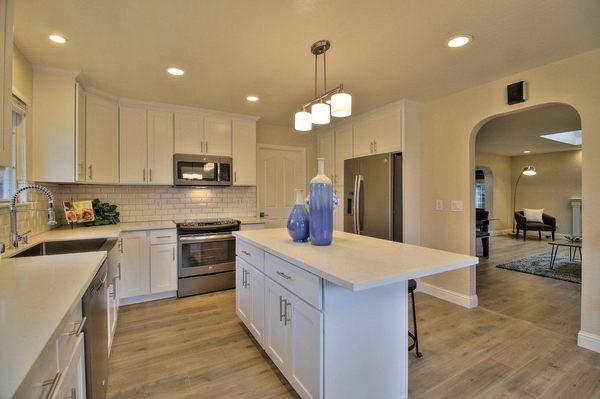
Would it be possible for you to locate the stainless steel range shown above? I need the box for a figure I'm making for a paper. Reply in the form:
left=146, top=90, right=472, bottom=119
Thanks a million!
left=176, top=218, right=241, bottom=297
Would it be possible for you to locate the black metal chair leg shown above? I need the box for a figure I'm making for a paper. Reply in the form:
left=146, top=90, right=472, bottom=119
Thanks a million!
left=411, top=290, right=422, bottom=358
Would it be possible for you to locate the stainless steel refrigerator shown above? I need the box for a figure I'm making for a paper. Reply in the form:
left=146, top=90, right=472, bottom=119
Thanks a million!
left=344, top=153, right=402, bottom=242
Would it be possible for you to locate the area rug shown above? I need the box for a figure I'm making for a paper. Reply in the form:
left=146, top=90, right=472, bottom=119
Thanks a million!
left=496, top=252, right=581, bottom=284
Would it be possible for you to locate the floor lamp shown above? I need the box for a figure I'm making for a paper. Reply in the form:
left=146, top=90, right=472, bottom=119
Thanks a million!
left=512, top=165, right=537, bottom=233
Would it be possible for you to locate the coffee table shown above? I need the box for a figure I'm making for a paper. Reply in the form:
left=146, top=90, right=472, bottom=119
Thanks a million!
left=548, top=239, right=582, bottom=269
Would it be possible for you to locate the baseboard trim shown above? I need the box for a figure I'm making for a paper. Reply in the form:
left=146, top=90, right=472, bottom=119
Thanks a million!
left=417, top=281, right=478, bottom=309
left=120, top=290, right=177, bottom=306
left=577, top=330, right=600, bottom=353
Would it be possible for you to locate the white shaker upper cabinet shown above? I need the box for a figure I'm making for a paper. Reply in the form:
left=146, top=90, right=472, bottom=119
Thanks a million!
left=174, top=112, right=203, bottom=155
left=0, top=0, right=13, bottom=167
left=147, top=110, right=174, bottom=185
left=334, top=124, right=353, bottom=186
left=204, top=116, right=232, bottom=156
left=353, top=109, right=401, bottom=157
left=317, top=128, right=335, bottom=183
left=86, top=93, right=119, bottom=184
left=119, top=105, right=148, bottom=184
left=232, top=119, right=256, bottom=186
left=75, top=82, right=86, bottom=182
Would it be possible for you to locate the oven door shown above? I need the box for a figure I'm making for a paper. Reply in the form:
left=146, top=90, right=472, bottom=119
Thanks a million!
left=178, top=233, right=236, bottom=277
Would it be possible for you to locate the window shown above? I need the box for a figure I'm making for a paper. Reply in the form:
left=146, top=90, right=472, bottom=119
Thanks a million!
left=475, top=182, right=486, bottom=209
left=0, top=97, right=27, bottom=201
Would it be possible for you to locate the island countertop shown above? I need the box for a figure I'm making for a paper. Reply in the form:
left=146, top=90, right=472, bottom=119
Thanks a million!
left=234, top=228, right=478, bottom=291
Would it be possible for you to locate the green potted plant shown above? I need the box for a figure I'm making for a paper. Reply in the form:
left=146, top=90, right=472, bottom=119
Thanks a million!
left=87, top=198, right=120, bottom=226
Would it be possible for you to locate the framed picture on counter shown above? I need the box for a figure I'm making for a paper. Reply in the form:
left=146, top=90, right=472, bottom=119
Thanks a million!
left=63, top=200, right=95, bottom=224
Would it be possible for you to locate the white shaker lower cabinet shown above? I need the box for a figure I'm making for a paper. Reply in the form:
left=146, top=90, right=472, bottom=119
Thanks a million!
left=55, top=335, right=86, bottom=399
left=236, top=258, right=266, bottom=346
left=236, top=246, right=323, bottom=399
left=120, top=229, right=178, bottom=304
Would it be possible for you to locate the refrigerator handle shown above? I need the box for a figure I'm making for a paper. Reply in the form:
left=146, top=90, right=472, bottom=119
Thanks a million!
left=353, top=175, right=359, bottom=234
left=356, top=175, right=364, bottom=235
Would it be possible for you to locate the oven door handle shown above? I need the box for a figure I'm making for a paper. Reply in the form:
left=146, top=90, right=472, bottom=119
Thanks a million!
left=179, top=234, right=235, bottom=244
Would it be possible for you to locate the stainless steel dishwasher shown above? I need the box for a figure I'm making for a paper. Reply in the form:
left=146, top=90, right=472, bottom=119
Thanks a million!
left=82, top=260, right=109, bottom=399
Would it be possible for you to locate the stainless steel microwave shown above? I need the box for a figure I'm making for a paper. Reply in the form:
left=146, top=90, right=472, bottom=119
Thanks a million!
left=173, top=154, right=232, bottom=187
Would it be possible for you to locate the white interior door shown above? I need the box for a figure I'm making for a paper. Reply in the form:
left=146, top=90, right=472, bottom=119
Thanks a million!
left=258, top=145, right=306, bottom=228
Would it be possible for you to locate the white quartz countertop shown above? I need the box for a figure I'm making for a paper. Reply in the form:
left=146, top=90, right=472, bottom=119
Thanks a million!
left=0, top=251, right=108, bottom=399
left=234, top=229, right=478, bottom=291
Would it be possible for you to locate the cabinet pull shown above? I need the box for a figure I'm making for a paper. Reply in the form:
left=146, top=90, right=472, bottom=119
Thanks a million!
left=284, top=300, right=291, bottom=326
left=241, top=269, right=246, bottom=288
left=374, top=141, right=377, bottom=152
left=156, top=235, right=171, bottom=239
left=206, top=141, right=209, bottom=153
left=276, top=271, right=292, bottom=280
left=88, top=165, right=93, bottom=180
left=279, top=295, right=284, bottom=322
left=119, top=238, right=124, bottom=253
left=70, top=316, right=87, bottom=336
left=69, top=387, right=76, bottom=399
left=172, top=247, right=175, bottom=261
left=143, top=168, right=146, bottom=182
left=370, top=141, right=373, bottom=153
left=42, top=371, right=62, bottom=399
left=241, top=250, right=251, bottom=256
left=234, top=171, right=237, bottom=183
left=117, top=262, right=121, bottom=280
left=149, top=168, right=152, bottom=182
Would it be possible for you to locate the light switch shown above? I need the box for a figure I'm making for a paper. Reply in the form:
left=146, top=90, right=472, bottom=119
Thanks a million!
left=436, top=199, right=444, bottom=211
left=451, top=200, right=464, bottom=212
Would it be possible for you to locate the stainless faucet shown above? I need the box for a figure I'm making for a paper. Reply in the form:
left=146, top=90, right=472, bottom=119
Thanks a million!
left=9, top=184, right=57, bottom=249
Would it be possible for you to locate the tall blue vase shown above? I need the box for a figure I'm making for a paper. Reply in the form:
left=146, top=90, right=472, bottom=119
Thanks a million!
left=308, top=158, right=338, bottom=246
left=287, top=189, right=310, bottom=242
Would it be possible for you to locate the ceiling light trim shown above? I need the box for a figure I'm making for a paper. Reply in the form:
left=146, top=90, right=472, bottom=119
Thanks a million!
left=167, top=67, right=185, bottom=76
left=49, top=34, right=67, bottom=44
left=447, top=34, right=472, bottom=48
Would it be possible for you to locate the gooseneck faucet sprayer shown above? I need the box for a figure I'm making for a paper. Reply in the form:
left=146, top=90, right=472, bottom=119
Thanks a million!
left=10, top=184, right=57, bottom=249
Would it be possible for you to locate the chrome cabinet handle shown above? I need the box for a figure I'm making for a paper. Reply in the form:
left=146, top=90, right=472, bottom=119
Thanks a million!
left=279, top=295, right=284, bottom=322
left=374, top=141, right=377, bottom=152
left=242, top=269, right=247, bottom=288
left=172, top=247, right=175, bottom=261
left=370, top=141, right=374, bottom=153
left=156, top=235, right=171, bottom=239
left=241, top=250, right=251, bottom=256
left=276, top=271, right=292, bottom=280
left=143, top=168, right=146, bottom=182
left=88, top=165, right=93, bottom=180
left=234, top=171, right=237, bottom=183
left=117, top=262, right=121, bottom=280
left=69, top=387, right=76, bottom=399
left=149, top=168, right=152, bottom=182
left=283, top=300, right=291, bottom=326
left=70, top=316, right=87, bottom=336
left=119, top=238, right=123, bottom=253
left=43, top=371, right=62, bottom=399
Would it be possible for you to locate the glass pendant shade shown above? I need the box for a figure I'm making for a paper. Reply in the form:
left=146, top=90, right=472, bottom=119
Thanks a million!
left=294, top=111, right=312, bottom=131
left=311, top=103, right=330, bottom=125
left=522, top=166, right=536, bottom=176
left=330, top=93, right=352, bottom=117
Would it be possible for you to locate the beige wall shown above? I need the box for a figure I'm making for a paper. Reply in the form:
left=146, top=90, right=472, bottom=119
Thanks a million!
left=512, top=150, right=581, bottom=235
left=256, top=122, right=318, bottom=186
left=420, top=48, right=600, bottom=345
left=475, top=152, right=512, bottom=231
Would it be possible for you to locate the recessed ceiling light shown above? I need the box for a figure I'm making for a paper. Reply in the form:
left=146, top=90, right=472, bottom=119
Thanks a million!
left=246, top=95, right=259, bottom=102
left=167, top=67, right=184, bottom=76
left=447, top=35, right=472, bottom=48
left=49, top=34, right=67, bottom=44
left=523, top=150, right=531, bottom=154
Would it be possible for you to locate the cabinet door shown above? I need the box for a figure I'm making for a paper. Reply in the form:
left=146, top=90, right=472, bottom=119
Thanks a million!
left=204, top=116, right=232, bottom=156
left=232, top=119, right=256, bottom=185
left=119, top=104, right=148, bottom=184
left=147, top=110, right=174, bottom=185
left=248, top=263, right=265, bottom=346
left=288, top=293, right=323, bottom=399
left=75, top=82, right=86, bottom=182
left=236, top=260, right=250, bottom=324
left=317, top=129, right=335, bottom=182
left=372, top=110, right=401, bottom=154
left=334, top=124, right=353, bottom=186
left=333, top=188, right=344, bottom=232
left=174, top=112, right=203, bottom=154
left=56, top=335, right=86, bottom=399
left=352, top=118, right=373, bottom=158
left=86, top=93, right=119, bottom=183
left=0, top=0, right=13, bottom=167
left=150, top=243, right=177, bottom=293
left=120, top=232, right=150, bottom=298
left=265, top=279, right=290, bottom=373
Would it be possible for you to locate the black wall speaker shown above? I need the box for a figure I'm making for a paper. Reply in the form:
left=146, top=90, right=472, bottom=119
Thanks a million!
left=507, top=81, right=527, bottom=105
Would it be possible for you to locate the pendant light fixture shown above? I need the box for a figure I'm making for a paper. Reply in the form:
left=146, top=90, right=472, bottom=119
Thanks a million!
left=294, top=40, right=352, bottom=131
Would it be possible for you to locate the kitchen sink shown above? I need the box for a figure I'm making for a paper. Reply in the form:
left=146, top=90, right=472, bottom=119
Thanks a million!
left=10, top=238, right=117, bottom=258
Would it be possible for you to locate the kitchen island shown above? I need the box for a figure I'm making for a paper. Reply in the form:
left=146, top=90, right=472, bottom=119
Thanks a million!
left=234, top=228, right=478, bottom=399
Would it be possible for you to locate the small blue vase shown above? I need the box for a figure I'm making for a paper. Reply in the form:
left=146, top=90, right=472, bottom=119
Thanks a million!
left=307, top=158, right=338, bottom=246
left=287, top=189, right=310, bottom=242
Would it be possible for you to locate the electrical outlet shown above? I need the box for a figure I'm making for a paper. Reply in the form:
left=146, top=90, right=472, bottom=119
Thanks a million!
left=451, top=200, right=464, bottom=212
left=436, top=199, right=444, bottom=211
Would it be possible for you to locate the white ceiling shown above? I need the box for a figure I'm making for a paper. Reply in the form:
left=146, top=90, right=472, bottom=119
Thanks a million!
left=14, top=0, right=600, bottom=125
left=475, top=103, right=582, bottom=156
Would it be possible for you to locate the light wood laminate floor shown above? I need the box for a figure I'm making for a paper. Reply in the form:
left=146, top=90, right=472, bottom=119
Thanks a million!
left=107, top=235, right=600, bottom=398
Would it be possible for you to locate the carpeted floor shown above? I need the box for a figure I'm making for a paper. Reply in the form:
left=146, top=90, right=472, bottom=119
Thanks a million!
left=496, top=252, right=581, bottom=283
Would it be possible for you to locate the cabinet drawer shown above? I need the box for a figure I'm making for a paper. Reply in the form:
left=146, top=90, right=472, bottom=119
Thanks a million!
left=149, top=229, right=177, bottom=245
left=14, top=339, right=59, bottom=399
left=265, top=253, right=322, bottom=309
left=57, top=301, right=84, bottom=371
left=237, top=239, right=264, bottom=271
